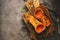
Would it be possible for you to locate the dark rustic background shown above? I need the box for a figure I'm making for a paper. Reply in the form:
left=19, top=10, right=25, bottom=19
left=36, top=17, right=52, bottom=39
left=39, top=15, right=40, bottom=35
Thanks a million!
left=0, top=0, right=60, bottom=40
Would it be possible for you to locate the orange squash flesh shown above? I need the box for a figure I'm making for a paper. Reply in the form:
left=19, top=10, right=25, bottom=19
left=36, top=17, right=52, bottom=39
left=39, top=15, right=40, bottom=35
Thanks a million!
left=28, top=15, right=46, bottom=33
left=34, top=7, right=51, bottom=27
left=23, top=12, right=46, bottom=33
left=36, top=24, right=44, bottom=33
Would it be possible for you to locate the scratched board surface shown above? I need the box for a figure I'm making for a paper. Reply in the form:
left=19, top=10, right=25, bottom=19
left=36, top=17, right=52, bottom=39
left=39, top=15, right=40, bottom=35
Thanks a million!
left=0, top=0, right=60, bottom=40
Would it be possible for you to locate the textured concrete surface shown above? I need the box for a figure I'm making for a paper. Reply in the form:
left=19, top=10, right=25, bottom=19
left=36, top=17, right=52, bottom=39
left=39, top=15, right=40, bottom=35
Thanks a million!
left=0, top=0, right=60, bottom=40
